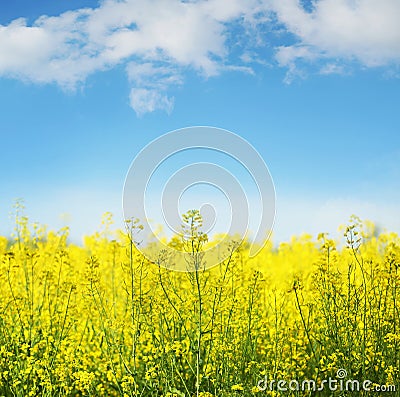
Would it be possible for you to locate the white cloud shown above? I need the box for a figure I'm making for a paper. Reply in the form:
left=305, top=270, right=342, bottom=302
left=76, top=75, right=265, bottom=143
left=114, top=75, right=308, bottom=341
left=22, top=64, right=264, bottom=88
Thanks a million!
left=0, top=0, right=263, bottom=112
left=1, top=0, right=400, bottom=111
left=126, top=61, right=181, bottom=114
left=319, top=63, right=347, bottom=75
left=271, top=0, right=400, bottom=75
left=129, top=88, right=174, bottom=116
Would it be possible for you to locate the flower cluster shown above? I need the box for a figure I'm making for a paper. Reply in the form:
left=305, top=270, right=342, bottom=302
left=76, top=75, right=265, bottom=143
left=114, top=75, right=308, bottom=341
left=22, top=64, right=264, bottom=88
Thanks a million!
left=0, top=209, right=398, bottom=396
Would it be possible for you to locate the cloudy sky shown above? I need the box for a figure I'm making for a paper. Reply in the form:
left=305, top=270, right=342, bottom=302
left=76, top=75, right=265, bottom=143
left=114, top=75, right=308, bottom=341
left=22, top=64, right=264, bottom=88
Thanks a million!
left=1, top=0, right=399, bottom=244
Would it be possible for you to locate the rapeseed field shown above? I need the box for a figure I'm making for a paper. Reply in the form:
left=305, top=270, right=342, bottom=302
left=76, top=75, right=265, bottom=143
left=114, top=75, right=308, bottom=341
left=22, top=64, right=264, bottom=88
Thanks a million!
left=0, top=206, right=399, bottom=396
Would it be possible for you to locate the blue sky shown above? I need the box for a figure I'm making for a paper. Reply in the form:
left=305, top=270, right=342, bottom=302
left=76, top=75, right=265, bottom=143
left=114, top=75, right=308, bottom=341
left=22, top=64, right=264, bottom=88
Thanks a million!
left=1, top=0, right=399, bottom=243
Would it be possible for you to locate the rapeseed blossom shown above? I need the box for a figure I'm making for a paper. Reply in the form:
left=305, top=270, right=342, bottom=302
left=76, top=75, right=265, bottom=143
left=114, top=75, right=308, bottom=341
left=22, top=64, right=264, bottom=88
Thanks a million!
left=0, top=210, right=398, bottom=396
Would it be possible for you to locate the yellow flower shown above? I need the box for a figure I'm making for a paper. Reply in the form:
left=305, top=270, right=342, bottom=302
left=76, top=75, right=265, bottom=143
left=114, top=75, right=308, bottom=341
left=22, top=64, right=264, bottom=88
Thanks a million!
left=231, top=384, right=244, bottom=391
